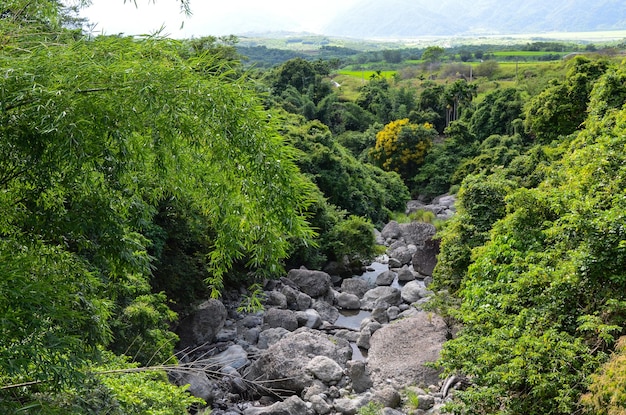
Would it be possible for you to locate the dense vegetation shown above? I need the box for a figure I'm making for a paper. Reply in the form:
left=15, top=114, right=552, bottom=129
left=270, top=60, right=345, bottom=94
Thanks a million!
left=3, top=1, right=626, bottom=414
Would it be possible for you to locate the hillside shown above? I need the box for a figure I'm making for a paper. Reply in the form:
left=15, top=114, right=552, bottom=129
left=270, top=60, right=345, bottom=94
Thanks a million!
left=323, top=0, right=626, bottom=38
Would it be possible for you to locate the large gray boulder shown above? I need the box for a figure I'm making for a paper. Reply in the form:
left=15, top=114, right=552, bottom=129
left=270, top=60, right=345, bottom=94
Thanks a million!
left=306, top=355, right=344, bottom=384
left=341, top=278, right=370, bottom=298
left=398, top=222, right=436, bottom=247
left=336, top=292, right=361, bottom=310
left=360, top=286, right=402, bottom=310
left=381, top=220, right=402, bottom=241
left=375, top=270, right=396, bottom=286
left=263, top=308, right=298, bottom=331
left=244, top=328, right=351, bottom=393
left=286, top=268, right=332, bottom=298
left=177, top=299, right=227, bottom=349
left=368, top=313, right=446, bottom=388
left=387, top=241, right=413, bottom=265
left=412, top=238, right=440, bottom=276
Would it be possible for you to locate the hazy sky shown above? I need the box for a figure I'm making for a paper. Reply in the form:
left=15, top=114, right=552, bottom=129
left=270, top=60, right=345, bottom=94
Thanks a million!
left=81, top=0, right=360, bottom=38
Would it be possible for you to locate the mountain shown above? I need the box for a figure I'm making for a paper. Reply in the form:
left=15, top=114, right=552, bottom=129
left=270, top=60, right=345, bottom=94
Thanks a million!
left=322, top=0, right=626, bottom=38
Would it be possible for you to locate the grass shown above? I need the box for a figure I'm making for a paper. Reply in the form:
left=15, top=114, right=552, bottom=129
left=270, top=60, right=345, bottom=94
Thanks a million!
left=337, top=69, right=397, bottom=79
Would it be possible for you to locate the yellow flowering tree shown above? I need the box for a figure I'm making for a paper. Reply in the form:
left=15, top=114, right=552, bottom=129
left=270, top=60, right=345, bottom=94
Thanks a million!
left=370, top=119, right=436, bottom=182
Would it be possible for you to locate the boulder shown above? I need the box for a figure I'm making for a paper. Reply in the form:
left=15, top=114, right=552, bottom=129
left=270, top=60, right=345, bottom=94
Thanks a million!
left=265, top=290, right=287, bottom=309
left=336, top=292, right=361, bottom=310
left=361, top=286, right=402, bottom=310
left=243, top=395, right=309, bottom=415
left=295, top=309, right=323, bottom=329
left=381, top=220, right=402, bottom=241
left=368, top=313, right=446, bottom=388
left=398, top=222, right=436, bottom=247
left=306, top=355, right=344, bottom=384
left=341, top=278, right=370, bottom=298
left=264, top=308, right=298, bottom=331
left=387, top=242, right=413, bottom=265
left=286, top=268, right=332, bottom=298
left=396, top=265, right=416, bottom=282
left=375, top=270, right=396, bottom=286
left=245, top=328, right=351, bottom=393
left=401, top=280, right=425, bottom=304
left=177, top=299, right=227, bottom=349
left=313, top=300, right=340, bottom=324
left=210, top=344, right=249, bottom=370
left=412, top=238, right=440, bottom=276
left=257, top=327, right=290, bottom=349
left=346, top=360, right=373, bottom=393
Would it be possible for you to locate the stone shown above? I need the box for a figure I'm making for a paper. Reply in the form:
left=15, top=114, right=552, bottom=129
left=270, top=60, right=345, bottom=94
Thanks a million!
left=336, top=292, right=361, bottom=310
left=309, top=394, right=333, bottom=415
left=179, top=372, right=220, bottom=404
left=265, top=290, right=288, bottom=309
left=313, top=300, right=340, bottom=324
left=297, top=292, right=313, bottom=311
left=375, top=270, right=396, bottom=286
left=341, top=278, right=370, bottom=298
left=387, top=306, right=400, bottom=321
left=361, top=286, right=402, bottom=310
left=177, top=299, right=227, bottom=349
left=381, top=221, right=402, bottom=241
left=398, top=222, right=436, bottom=247
left=295, top=309, right=323, bottom=329
left=280, top=285, right=299, bottom=309
left=245, top=328, right=351, bottom=394
left=264, top=308, right=298, bottom=331
left=387, top=257, right=403, bottom=268
left=210, top=344, right=249, bottom=370
left=346, top=360, right=373, bottom=393
left=387, top=243, right=413, bottom=265
left=412, top=238, right=440, bottom=276
left=401, top=280, right=424, bottom=304
left=286, top=268, right=332, bottom=298
left=368, top=313, right=447, bottom=388
left=370, top=306, right=389, bottom=324
left=257, top=327, right=290, bottom=349
left=397, top=265, right=416, bottom=282
left=333, top=397, right=360, bottom=415
left=373, top=387, right=401, bottom=408
left=306, top=355, right=344, bottom=383
left=243, top=395, right=308, bottom=415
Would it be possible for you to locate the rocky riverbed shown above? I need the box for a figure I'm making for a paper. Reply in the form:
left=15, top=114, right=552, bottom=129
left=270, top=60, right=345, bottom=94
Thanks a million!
left=172, top=196, right=462, bottom=415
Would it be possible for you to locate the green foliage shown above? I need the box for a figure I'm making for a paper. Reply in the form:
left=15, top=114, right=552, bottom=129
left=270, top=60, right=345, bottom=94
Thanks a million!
left=437, top=84, right=626, bottom=414
left=524, top=56, right=609, bottom=143
left=326, top=215, right=377, bottom=262
left=281, top=114, right=410, bottom=226
left=581, top=336, right=626, bottom=415
left=467, top=87, right=525, bottom=141
left=357, top=401, right=383, bottom=415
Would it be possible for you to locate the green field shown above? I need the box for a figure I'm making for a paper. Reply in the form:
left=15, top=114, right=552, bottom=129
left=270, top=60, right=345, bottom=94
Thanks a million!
left=336, top=70, right=397, bottom=79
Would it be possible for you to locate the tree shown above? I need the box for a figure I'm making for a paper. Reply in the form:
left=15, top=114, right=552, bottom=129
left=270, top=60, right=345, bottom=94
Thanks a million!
left=443, top=79, right=477, bottom=127
left=370, top=119, right=436, bottom=182
left=422, top=46, right=445, bottom=63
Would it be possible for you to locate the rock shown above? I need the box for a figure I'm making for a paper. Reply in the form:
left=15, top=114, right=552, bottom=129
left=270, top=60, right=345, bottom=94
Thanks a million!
left=286, top=268, right=332, bottom=298
left=374, top=228, right=386, bottom=245
left=333, top=397, right=361, bottom=415
left=368, top=313, right=447, bottom=388
left=245, top=328, right=351, bottom=393
left=210, top=344, right=249, bottom=370
left=374, top=387, right=401, bottom=408
left=306, top=355, right=344, bottom=384
left=387, top=242, right=413, bottom=265
left=371, top=306, right=389, bottom=324
left=375, top=270, right=396, bottom=286
left=387, top=306, right=400, bottom=321
left=265, top=290, right=287, bottom=309
left=432, top=194, right=456, bottom=209
left=243, top=395, right=309, bottom=415
left=387, top=257, right=403, bottom=268
left=382, top=408, right=405, bottom=415
left=264, top=308, right=298, bottom=331
left=177, top=299, right=227, bottom=349
left=381, top=221, right=402, bottom=241
left=257, top=327, right=290, bottom=349
left=401, top=280, right=424, bottom=304
left=295, top=309, right=323, bottom=329
left=356, top=329, right=371, bottom=350
left=313, top=300, right=340, bottom=324
left=341, top=278, right=370, bottom=298
left=309, top=394, right=333, bottom=415
left=361, top=287, right=402, bottom=310
left=297, top=292, right=313, bottom=311
left=416, top=393, right=435, bottom=410
left=336, top=292, right=361, bottom=310
left=242, top=314, right=263, bottom=328
left=179, top=372, right=220, bottom=404
left=280, top=285, right=299, bottom=309
left=346, top=360, right=373, bottom=393
left=397, top=265, right=416, bottom=282
left=412, top=238, right=440, bottom=276
left=398, top=222, right=436, bottom=247
left=243, top=326, right=260, bottom=345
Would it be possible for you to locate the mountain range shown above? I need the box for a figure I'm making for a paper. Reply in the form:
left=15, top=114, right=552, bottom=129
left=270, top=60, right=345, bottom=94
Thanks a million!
left=321, top=0, right=626, bottom=39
